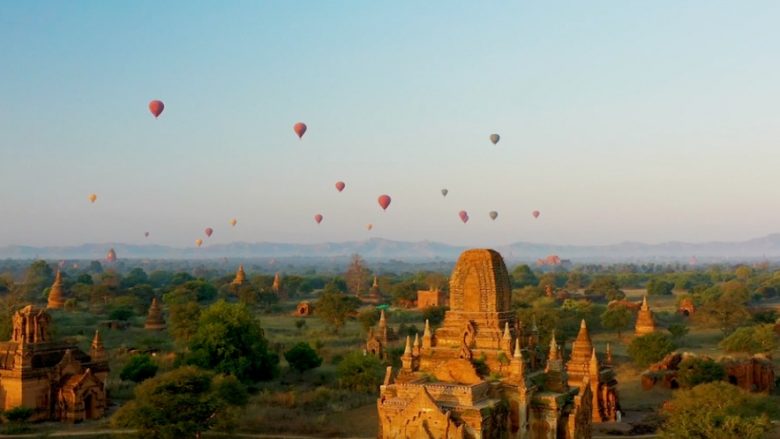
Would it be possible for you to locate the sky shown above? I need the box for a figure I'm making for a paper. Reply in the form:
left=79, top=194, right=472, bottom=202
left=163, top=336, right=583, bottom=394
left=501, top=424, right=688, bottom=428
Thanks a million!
left=1, top=1, right=779, bottom=248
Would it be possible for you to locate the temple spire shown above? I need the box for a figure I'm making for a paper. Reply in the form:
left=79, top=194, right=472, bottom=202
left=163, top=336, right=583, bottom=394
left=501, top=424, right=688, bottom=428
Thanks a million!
left=606, top=342, right=613, bottom=365
left=589, top=348, right=599, bottom=374
left=90, top=330, right=106, bottom=362
left=401, top=335, right=413, bottom=371
left=373, top=275, right=378, bottom=288
left=548, top=330, right=558, bottom=361
left=47, top=270, right=66, bottom=309
left=422, top=319, right=432, bottom=350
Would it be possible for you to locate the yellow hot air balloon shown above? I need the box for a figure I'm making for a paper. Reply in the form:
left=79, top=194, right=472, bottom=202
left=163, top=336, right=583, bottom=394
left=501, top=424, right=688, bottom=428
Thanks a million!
left=88, top=194, right=97, bottom=203
left=230, top=218, right=237, bottom=227
left=195, top=239, right=203, bottom=247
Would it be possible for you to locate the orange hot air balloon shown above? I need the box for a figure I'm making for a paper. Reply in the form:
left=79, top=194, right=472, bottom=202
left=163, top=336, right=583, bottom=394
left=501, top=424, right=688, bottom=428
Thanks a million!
left=88, top=194, right=97, bottom=203
left=532, top=210, right=540, bottom=219
left=294, top=122, right=307, bottom=139
left=459, top=211, right=469, bottom=223
left=335, top=181, right=346, bottom=192
left=204, top=227, right=214, bottom=237
left=230, top=218, right=237, bottom=227
left=314, top=214, right=323, bottom=224
left=378, top=195, right=391, bottom=210
left=367, top=223, right=373, bottom=231
left=195, top=239, right=203, bottom=247
left=149, top=100, right=164, bottom=118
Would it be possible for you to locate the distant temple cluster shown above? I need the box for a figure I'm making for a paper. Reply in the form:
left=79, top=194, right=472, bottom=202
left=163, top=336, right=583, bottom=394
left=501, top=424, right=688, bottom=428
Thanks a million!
left=376, top=249, right=615, bottom=438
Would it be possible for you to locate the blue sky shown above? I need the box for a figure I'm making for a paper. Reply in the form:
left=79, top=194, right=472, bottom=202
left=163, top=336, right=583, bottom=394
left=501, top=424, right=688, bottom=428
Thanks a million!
left=1, top=1, right=779, bottom=247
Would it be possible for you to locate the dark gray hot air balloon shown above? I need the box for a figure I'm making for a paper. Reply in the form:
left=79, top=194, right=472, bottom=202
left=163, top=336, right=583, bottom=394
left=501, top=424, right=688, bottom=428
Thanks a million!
left=441, top=189, right=448, bottom=197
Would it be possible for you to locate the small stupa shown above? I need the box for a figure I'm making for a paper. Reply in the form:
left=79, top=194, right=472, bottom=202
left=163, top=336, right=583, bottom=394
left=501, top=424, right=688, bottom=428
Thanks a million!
left=635, top=295, right=656, bottom=336
left=144, top=297, right=166, bottom=330
left=47, top=270, right=66, bottom=309
left=90, top=330, right=107, bottom=362
left=231, top=265, right=247, bottom=287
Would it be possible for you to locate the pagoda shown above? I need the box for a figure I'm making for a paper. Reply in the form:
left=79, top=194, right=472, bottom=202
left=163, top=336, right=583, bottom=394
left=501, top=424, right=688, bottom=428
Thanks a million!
left=634, top=296, right=656, bottom=336
left=566, top=320, right=620, bottom=422
left=231, top=265, right=248, bottom=287
left=47, top=270, right=66, bottom=309
left=377, top=249, right=594, bottom=438
left=144, top=298, right=166, bottom=331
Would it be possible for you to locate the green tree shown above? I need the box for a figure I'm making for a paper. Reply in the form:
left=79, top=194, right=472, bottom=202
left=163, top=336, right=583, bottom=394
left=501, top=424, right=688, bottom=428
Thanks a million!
left=719, top=324, right=777, bottom=354
left=345, top=254, right=371, bottom=297
left=168, top=301, right=201, bottom=345
left=186, top=301, right=278, bottom=382
left=600, top=304, right=633, bottom=339
left=121, top=268, right=149, bottom=289
left=667, top=323, right=689, bottom=341
left=120, top=354, right=159, bottom=383
left=698, top=287, right=751, bottom=335
left=315, top=286, right=359, bottom=332
left=646, top=278, right=674, bottom=296
left=389, top=279, right=418, bottom=307
left=628, top=333, right=676, bottom=368
left=565, top=271, right=585, bottom=290
left=337, top=351, right=384, bottom=392
left=676, top=357, right=725, bottom=388
left=22, top=260, right=53, bottom=301
left=660, top=382, right=776, bottom=439
left=111, top=366, right=248, bottom=439
left=511, top=264, right=538, bottom=288
left=422, top=305, right=447, bottom=327
left=585, top=276, right=625, bottom=301
left=357, top=308, right=379, bottom=333
left=284, top=342, right=323, bottom=374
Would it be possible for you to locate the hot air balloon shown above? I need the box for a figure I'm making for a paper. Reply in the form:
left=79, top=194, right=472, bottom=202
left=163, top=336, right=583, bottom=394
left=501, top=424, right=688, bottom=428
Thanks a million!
left=378, top=195, right=391, bottom=210
left=335, top=181, right=346, bottom=192
left=314, top=214, right=323, bottom=224
left=230, top=218, right=237, bottom=227
left=441, top=189, right=448, bottom=197
left=490, top=134, right=500, bottom=145
left=149, top=100, right=164, bottom=118
left=294, top=122, right=307, bottom=139
left=106, top=248, right=117, bottom=263
left=367, top=223, right=373, bottom=231
left=489, top=211, right=498, bottom=220
left=88, top=194, right=97, bottom=203
left=144, top=232, right=149, bottom=238
left=459, top=211, right=469, bottom=223
left=532, top=210, right=540, bottom=219
left=205, top=227, right=213, bottom=238
left=195, top=239, right=203, bottom=247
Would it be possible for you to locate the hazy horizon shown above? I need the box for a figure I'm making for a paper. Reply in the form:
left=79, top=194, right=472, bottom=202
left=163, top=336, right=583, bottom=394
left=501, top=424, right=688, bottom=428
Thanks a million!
left=3, top=1, right=780, bottom=248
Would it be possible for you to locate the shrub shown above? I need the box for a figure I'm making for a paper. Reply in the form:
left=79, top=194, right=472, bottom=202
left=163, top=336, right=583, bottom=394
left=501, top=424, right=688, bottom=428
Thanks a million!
left=284, top=342, right=323, bottom=374
left=676, top=357, right=725, bottom=388
left=337, top=351, right=384, bottom=392
left=628, top=333, right=676, bottom=368
left=120, top=354, right=159, bottom=383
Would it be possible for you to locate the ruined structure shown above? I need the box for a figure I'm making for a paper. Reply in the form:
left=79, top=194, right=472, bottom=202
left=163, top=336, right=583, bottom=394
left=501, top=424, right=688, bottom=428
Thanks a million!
left=416, top=288, right=447, bottom=309
left=295, top=301, right=313, bottom=317
left=641, top=352, right=775, bottom=393
left=634, top=296, right=655, bottom=336
left=366, top=310, right=390, bottom=359
left=0, top=306, right=109, bottom=422
left=47, top=271, right=66, bottom=310
left=231, top=265, right=248, bottom=287
left=144, top=297, right=166, bottom=330
left=363, top=276, right=383, bottom=304
left=565, top=320, right=619, bottom=422
left=377, top=249, right=593, bottom=438
left=678, top=298, right=695, bottom=317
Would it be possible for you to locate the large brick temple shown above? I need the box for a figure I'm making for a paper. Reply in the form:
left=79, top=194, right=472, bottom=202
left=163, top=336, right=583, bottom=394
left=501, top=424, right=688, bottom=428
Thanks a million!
left=0, top=305, right=109, bottom=422
left=377, top=249, right=595, bottom=438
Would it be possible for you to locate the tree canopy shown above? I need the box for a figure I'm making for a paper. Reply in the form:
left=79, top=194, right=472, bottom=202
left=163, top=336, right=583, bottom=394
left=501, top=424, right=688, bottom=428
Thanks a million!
left=628, top=333, right=676, bottom=368
left=185, top=301, right=278, bottom=382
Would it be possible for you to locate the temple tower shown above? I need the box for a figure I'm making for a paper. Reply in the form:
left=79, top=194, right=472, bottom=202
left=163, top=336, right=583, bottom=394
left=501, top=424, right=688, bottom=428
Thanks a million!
left=90, top=330, right=106, bottom=363
left=47, top=270, right=66, bottom=309
left=231, top=265, right=247, bottom=287
left=635, top=295, right=656, bottom=336
left=144, top=297, right=166, bottom=330
left=566, top=320, right=594, bottom=387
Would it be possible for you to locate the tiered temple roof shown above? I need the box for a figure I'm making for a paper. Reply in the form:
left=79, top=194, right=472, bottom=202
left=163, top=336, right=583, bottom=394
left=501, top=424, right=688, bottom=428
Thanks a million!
left=47, top=270, right=66, bottom=309
left=144, top=297, right=166, bottom=330
left=635, top=295, right=656, bottom=336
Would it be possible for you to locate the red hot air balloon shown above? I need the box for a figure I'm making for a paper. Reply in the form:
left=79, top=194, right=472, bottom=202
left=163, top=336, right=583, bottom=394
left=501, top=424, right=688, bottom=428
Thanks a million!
left=378, top=195, right=391, bottom=210
left=532, top=210, right=540, bottom=219
left=294, top=122, right=307, bottom=139
left=149, top=100, right=164, bottom=118
left=459, top=211, right=469, bottom=223
left=205, top=227, right=214, bottom=238
left=335, top=181, right=346, bottom=192
left=314, top=214, right=323, bottom=224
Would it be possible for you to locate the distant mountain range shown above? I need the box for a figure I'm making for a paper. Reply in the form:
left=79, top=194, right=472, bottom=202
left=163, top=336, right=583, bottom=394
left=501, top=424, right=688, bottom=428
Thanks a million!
left=3, top=235, right=780, bottom=263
